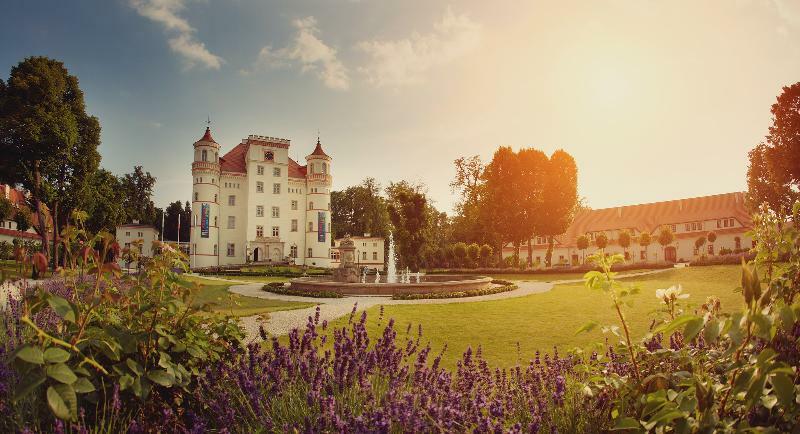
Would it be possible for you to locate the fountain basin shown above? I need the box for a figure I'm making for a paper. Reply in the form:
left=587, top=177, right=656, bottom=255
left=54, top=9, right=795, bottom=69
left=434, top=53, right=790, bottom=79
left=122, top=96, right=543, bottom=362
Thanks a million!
left=289, top=275, right=493, bottom=296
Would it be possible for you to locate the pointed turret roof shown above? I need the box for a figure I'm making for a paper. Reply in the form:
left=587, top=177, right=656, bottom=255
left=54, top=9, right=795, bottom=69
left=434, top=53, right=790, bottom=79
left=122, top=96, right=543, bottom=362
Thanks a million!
left=308, top=137, right=330, bottom=158
left=196, top=127, right=217, bottom=144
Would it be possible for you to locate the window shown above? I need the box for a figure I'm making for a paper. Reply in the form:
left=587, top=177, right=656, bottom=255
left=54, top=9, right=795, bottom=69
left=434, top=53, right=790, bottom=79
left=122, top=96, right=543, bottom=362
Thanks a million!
left=272, top=226, right=279, bottom=237
left=708, top=244, right=714, bottom=255
left=256, top=206, right=264, bottom=217
left=214, top=216, right=217, bottom=226
left=373, top=242, right=377, bottom=247
left=272, top=206, right=279, bottom=218
left=201, top=149, right=207, bottom=161
left=735, top=237, right=741, bottom=249
left=640, top=250, right=647, bottom=260
left=227, top=216, right=235, bottom=229
left=257, top=165, right=264, bottom=175
left=716, top=220, right=721, bottom=228
left=265, top=151, right=274, bottom=161
left=125, top=231, right=130, bottom=237
left=256, top=182, right=264, bottom=193
left=213, top=244, right=217, bottom=255
left=194, top=192, right=198, bottom=201
left=137, top=232, right=143, bottom=237
left=228, top=195, right=235, bottom=206
left=362, top=251, right=367, bottom=260
left=291, top=200, right=298, bottom=210
left=290, top=245, right=298, bottom=258
left=373, top=252, right=378, bottom=260
left=273, top=167, right=281, bottom=177
left=291, top=219, right=298, bottom=232
left=309, top=202, right=314, bottom=210
left=307, top=248, right=313, bottom=258
left=273, top=183, right=281, bottom=194
left=256, top=225, right=263, bottom=238
left=729, top=218, right=735, bottom=227
left=322, top=162, right=327, bottom=174
left=213, top=194, right=217, bottom=203
left=227, top=243, right=235, bottom=257
left=685, top=223, right=690, bottom=231
left=308, top=222, right=313, bottom=232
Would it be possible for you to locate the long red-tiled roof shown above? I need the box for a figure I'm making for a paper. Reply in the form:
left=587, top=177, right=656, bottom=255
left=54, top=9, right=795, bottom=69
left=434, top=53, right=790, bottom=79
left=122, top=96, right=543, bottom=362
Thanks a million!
left=558, top=192, right=751, bottom=248
left=219, top=142, right=249, bottom=173
left=0, top=227, right=42, bottom=240
left=288, top=158, right=307, bottom=178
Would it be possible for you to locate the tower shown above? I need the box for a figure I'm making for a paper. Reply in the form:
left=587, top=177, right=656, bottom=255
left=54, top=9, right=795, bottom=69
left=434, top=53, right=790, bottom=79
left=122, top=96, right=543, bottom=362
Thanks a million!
left=191, top=127, right=221, bottom=268
left=304, top=138, right=332, bottom=267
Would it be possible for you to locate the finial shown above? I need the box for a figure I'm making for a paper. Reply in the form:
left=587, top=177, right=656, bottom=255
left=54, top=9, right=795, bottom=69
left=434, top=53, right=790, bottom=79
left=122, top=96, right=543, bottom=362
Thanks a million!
left=316, top=129, right=320, bottom=145
left=207, top=115, right=211, bottom=127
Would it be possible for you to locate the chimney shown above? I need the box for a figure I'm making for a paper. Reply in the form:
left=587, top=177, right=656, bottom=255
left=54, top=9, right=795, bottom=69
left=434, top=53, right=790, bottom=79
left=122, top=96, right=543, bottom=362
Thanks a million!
left=132, top=219, right=140, bottom=224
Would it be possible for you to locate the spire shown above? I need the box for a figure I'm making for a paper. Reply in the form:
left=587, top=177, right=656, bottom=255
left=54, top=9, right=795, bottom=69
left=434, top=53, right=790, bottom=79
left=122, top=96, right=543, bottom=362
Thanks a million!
left=200, top=126, right=216, bottom=143
left=308, top=136, right=330, bottom=158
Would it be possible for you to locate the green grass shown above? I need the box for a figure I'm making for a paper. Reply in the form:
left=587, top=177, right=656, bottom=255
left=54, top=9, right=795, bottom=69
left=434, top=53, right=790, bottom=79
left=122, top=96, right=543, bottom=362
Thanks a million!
left=180, top=275, right=313, bottom=317
left=0, top=259, right=30, bottom=280
left=205, top=275, right=290, bottom=283
left=486, top=268, right=657, bottom=282
left=325, top=265, right=744, bottom=369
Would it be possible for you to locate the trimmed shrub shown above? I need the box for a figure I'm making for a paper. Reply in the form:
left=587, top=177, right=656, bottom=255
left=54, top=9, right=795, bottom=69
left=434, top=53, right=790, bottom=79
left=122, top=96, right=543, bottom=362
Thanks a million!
left=262, top=283, right=342, bottom=298
left=391, top=283, right=517, bottom=300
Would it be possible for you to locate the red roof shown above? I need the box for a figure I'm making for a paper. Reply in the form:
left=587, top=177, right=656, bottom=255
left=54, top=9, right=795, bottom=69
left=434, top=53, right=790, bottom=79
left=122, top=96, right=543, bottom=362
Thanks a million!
left=308, top=139, right=330, bottom=158
left=197, top=127, right=217, bottom=144
left=556, top=192, right=751, bottom=248
left=0, top=227, right=42, bottom=240
left=288, top=158, right=307, bottom=178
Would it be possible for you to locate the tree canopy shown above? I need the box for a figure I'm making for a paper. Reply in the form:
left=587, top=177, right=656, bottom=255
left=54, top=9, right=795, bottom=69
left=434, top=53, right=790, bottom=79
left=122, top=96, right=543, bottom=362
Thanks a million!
left=331, top=178, right=390, bottom=239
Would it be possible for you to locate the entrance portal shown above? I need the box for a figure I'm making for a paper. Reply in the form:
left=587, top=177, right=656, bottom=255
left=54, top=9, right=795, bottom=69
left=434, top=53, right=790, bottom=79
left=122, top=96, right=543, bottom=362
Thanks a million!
left=665, top=246, right=677, bottom=263
left=253, top=248, right=260, bottom=262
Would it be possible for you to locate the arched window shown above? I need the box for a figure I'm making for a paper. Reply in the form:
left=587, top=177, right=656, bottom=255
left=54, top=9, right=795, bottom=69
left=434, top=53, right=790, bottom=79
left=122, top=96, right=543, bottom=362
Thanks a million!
left=322, top=162, right=327, bottom=174
left=201, top=149, right=208, bottom=162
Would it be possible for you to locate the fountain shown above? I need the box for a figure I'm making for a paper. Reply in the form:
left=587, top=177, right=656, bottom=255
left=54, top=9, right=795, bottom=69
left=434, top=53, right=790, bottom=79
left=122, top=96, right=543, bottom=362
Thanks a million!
left=289, top=232, right=491, bottom=296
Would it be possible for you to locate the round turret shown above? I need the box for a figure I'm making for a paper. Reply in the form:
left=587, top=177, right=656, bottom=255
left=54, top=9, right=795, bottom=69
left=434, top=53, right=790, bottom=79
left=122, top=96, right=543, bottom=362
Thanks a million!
left=191, top=127, right=221, bottom=269
left=304, top=138, right=332, bottom=267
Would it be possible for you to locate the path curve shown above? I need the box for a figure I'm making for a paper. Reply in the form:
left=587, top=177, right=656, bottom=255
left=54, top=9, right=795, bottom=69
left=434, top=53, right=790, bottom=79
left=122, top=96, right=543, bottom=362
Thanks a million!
left=211, top=267, right=674, bottom=342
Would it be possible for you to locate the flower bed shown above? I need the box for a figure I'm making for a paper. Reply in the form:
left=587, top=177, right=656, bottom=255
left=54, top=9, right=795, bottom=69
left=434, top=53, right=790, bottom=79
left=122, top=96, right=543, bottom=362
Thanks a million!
left=391, top=282, right=517, bottom=300
left=262, top=282, right=342, bottom=298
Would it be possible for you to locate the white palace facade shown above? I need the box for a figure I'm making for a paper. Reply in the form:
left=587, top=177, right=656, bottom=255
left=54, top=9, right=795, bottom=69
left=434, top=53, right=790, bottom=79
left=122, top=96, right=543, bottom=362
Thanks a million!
left=190, top=127, right=333, bottom=269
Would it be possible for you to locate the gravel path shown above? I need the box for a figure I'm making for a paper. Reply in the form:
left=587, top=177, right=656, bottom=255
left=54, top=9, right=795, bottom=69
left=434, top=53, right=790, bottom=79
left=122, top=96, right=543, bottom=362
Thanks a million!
left=216, top=267, right=674, bottom=342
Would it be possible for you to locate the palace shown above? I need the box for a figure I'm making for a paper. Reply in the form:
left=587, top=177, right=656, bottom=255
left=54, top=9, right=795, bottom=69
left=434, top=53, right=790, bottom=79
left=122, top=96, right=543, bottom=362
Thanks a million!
left=502, top=192, right=754, bottom=266
left=190, top=128, right=332, bottom=268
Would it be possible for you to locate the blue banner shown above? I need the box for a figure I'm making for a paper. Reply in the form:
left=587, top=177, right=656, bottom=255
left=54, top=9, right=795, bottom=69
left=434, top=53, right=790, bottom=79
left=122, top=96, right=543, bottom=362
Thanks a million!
left=201, top=203, right=210, bottom=238
left=317, top=212, right=326, bottom=242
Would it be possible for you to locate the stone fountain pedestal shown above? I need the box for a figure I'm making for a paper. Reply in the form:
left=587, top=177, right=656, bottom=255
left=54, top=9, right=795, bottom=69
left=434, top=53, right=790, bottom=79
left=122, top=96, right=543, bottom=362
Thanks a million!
left=332, top=235, right=360, bottom=283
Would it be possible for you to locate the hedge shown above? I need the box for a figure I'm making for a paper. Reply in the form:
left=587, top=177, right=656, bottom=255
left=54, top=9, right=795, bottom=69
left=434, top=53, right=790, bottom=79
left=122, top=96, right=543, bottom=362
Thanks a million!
left=391, top=283, right=518, bottom=300
left=262, top=282, right=342, bottom=298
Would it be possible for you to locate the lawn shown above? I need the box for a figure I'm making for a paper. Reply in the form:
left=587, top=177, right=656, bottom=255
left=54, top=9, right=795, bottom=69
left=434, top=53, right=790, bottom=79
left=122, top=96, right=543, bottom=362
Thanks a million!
left=486, top=268, right=657, bottom=282
left=0, top=259, right=31, bottom=280
left=180, top=275, right=313, bottom=317
left=205, top=275, right=290, bottom=283
left=325, top=265, right=744, bottom=369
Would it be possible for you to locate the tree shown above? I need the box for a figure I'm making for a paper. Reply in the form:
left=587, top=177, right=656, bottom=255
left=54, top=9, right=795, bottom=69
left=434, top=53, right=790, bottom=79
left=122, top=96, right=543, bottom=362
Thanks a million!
left=639, top=232, right=652, bottom=262
left=385, top=181, right=433, bottom=270
left=121, top=166, right=157, bottom=225
left=84, top=168, right=125, bottom=233
left=0, top=196, right=11, bottom=221
left=746, top=83, right=800, bottom=218
left=618, top=231, right=632, bottom=260
left=481, top=147, right=525, bottom=263
left=453, top=242, right=467, bottom=267
left=517, top=148, right=549, bottom=266
left=331, top=178, right=390, bottom=239
left=479, top=244, right=493, bottom=267
left=576, top=235, right=589, bottom=264
left=0, top=57, right=102, bottom=266
left=694, top=236, right=706, bottom=256
left=707, top=231, right=717, bottom=244
left=595, top=233, right=608, bottom=251
left=467, top=243, right=480, bottom=267
left=658, top=227, right=674, bottom=260
left=13, top=207, right=31, bottom=232
left=538, top=150, right=578, bottom=267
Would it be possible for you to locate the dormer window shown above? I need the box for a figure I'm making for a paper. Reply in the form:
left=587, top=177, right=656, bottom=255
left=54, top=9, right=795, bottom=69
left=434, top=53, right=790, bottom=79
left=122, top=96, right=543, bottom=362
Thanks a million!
left=265, top=151, right=274, bottom=161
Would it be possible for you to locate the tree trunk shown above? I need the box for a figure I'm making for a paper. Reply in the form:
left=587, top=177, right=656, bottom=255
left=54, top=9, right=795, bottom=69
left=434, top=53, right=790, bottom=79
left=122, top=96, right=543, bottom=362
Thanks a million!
left=52, top=201, right=59, bottom=268
left=33, top=161, right=50, bottom=267
left=527, top=239, right=533, bottom=268
left=546, top=236, right=554, bottom=268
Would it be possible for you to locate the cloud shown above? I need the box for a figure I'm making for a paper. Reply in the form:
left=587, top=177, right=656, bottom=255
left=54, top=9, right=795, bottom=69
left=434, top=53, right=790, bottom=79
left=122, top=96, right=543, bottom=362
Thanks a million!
left=356, top=7, right=482, bottom=88
left=130, top=0, right=224, bottom=70
left=250, top=16, right=349, bottom=90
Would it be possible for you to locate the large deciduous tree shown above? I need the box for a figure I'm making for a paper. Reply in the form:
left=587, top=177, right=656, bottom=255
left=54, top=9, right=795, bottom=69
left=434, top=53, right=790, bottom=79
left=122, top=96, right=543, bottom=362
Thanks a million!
left=331, top=178, right=390, bottom=239
left=0, top=57, right=101, bottom=266
left=538, top=150, right=578, bottom=267
left=121, top=166, right=157, bottom=225
left=481, top=147, right=524, bottom=263
left=84, top=168, right=126, bottom=233
left=517, top=148, right=549, bottom=266
left=385, top=181, right=432, bottom=271
left=746, top=82, right=800, bottom=218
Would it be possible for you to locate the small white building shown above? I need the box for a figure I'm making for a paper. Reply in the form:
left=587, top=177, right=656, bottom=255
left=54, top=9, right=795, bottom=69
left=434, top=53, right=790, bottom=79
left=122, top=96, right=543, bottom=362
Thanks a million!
left=0, top=184, right=43, bottom=246
left=503, top=192, right=754, bottom=266
left=116, top=222, right=159, bottom=269
left=331, top=235, right=385, bottom=271
left=190, top=127, right=333, bottom=269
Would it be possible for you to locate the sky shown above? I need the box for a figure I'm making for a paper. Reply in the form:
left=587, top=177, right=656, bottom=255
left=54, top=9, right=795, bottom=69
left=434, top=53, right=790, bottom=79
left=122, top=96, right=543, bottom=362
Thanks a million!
left=1, top=0, right=799, bottom=213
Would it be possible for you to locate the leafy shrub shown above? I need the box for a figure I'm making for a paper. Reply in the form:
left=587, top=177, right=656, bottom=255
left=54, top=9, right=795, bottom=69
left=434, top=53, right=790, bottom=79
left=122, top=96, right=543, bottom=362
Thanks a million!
left=262, top=283, right=342, bottom=298
left=391, top=283, right=517, bottom=300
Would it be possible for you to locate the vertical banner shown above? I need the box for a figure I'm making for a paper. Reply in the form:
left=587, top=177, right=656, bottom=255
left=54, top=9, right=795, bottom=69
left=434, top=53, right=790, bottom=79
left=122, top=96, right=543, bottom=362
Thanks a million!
left=317, top=212, right=326, bottom=242
left=201, top=203, right=210, bottom=238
